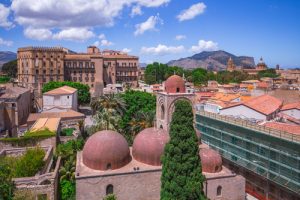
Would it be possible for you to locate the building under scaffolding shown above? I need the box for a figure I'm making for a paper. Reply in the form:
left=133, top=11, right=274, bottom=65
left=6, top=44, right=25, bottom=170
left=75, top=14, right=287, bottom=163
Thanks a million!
left=196, top=111, right=300, bottom=200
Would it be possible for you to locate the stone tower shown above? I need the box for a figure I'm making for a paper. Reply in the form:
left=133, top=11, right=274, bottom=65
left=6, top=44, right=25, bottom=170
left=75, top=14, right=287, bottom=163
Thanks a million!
left=256, top=57, right=267, bottom=70
left=227, top=57, right=235, bottom=72
left=156, top=75, right=195, bottom=132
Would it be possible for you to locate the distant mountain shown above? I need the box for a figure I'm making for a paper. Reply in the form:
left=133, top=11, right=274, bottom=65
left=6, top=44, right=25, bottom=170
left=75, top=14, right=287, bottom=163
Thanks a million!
left=0, top=51, right=17, bottom=68
left=167, top=50, right=255, bottom=71
left=139, top=63, right=148, bottom=69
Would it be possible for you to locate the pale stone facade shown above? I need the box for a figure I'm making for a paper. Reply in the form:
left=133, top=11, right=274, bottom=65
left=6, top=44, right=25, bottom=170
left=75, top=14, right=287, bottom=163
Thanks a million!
left=0, top=84, right=31, bottom=136
left=18, top=46, right=139, bottom=98
left=43, top=86, right=78, bottom=111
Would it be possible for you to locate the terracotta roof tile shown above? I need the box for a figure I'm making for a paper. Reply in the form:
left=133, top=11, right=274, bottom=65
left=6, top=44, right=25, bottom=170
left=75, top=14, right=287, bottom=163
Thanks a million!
left=264, top=122, right=300, bottom=135
left=222, top=95, right=282, bottom=115
left=44, top=85, right=77, bottom=95
left=281, top=102, right=300, bottom=111
left=27, top=109, right=84, bottom=123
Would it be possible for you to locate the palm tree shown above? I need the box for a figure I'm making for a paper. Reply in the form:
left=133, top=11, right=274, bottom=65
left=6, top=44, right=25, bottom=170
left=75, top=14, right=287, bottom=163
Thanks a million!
left=128, top=110, right=155, bottom=136
left=59, top=156, right=76, bottom=182
left=94, top=108, right=121, bottom=131
left=90, top=93, right=126, bottom=115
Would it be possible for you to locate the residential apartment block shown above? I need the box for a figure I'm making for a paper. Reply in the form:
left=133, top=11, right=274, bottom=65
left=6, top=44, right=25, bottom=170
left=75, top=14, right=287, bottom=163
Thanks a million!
left=17, top=46, right=139, bottom=97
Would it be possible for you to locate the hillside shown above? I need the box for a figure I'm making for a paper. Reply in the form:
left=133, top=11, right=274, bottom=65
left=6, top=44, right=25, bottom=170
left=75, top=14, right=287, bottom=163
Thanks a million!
left=167, top=50, right=255, bottom=71
left=0, top=51, right=17, bottom=68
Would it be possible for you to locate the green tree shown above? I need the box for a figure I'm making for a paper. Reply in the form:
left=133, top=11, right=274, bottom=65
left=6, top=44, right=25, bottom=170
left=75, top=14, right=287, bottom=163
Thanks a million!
left=0, top=158, right=14, bottom=200
left=103, top=194, right=117, bottom=200
left=90, top=94, right=126, bottom=132
left=94, top=109, right=121, bottom=131
left=42, top=81, right=90, bottom=104
left=90, top=93, right=126, bottom=115
left=258, top=68, right=279, bottom=78
left=161, top=100, right=206, bottom=200
left=55, top=139, right=84, bottom=200
left=120, top=90, right=156, bottom=144
left=13, top=147, right=45, bottom=178
left=128, top=110, right=155, bottom=136
left=191, top=68, right=208, bottom=86
left=60, top=180, right=75, bottom=200
left=1, top=59, right=17, bottom=78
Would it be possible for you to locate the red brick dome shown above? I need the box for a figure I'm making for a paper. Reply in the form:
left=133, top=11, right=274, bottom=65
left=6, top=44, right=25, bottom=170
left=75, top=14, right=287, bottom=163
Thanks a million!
left=199, top=148, right=222, bottom=173
left=165, top=75, right=185, bottom=93
left=82, top=130, right=131, bottom=170
left=132, top=128, right=170, bottom=166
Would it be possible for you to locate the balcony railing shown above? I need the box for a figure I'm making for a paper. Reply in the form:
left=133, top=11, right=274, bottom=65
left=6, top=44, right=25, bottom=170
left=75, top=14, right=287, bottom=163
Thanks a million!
left=197, top=111, right=300, bottom=143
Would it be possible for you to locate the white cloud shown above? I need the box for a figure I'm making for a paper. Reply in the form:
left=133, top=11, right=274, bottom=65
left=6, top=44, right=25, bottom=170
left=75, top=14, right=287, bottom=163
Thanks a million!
left=175, top=35, right=186, bottom=41
left=190, top=40, right=218, bottom=53
left=10, top=0, right=170, bottom=40
left=141, top=44, right=184, bottom=56
left=177, top=2, right=206, bottom=22
left=52, top=28, right=95, bottom=41
left=0, top=3, right=14, bottom=28
left=0, top=37, right=13, bottom=46
left=24, top=27, right=53, bottom=40
left=122, top=48, right=132, bottom=53
left=100, top=39, right=113, bottom=46
left=137, top=0, right=170, bottom=7
left=98, top=34, right=106, bottom=40
left=131, top=5, right=142, bottom=17
left=134, top=14, right=163, bottom=36
left=93, top=34, right=114, bottom=47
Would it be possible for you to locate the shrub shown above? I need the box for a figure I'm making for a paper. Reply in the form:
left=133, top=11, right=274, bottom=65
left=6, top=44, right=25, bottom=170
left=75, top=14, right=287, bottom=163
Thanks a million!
left=13, top=147, right=46, bottom=178
left=103, top=194, right=117, bottom=200
left=0, top=129, right=55, bottom=147
left=0, top=76, right=10, bottom=83
left=61, top=128, right=75, bottom=136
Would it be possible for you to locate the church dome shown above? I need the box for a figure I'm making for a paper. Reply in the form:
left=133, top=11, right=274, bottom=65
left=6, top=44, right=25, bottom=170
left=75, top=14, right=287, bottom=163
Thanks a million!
left=165, top=75, right=185, bottom=93
left=133, top=128, right=170, bottom=166
left=82, top=130, right=131, bottom=170
left=199, top=148, right=222, bottom=173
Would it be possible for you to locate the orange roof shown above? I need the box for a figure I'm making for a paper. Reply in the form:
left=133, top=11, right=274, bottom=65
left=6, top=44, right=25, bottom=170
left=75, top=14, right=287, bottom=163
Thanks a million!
left=223, top=95, right=282, bottom=115
left=27, top=109, right=84, bottom=123
left=281, top=102, right=300, bottom=111
left=30, top=118, right=61, bottom=132
left=240, top=95, right=253, bottom=102
left=213, top=92, right=240, bottom=102
left=239, top=84, right=248, bottom=88
left=264, top=122, right=300, bottom=135
left=257, top=82, right=269, bottom=88
left=44, top=85, right=77, bottom=95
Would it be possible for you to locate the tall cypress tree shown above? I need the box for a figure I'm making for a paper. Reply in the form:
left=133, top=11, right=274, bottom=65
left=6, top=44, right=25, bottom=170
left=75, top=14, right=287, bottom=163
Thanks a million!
left=161, top=100, right=206, bottom=200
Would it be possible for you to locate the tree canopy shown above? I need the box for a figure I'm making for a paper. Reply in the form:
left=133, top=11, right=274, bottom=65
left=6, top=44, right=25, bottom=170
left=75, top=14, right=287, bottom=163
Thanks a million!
left=161, top=100, right=206, bottom=200
left=1, top=59, right=17, bottom=78
left=143, top=62, right=259, bottom=86
left=42, top=81, right=90, bottom=104
left=120, top=90, right=156, bottom=144
left=258, top=68, right=279, bottom=78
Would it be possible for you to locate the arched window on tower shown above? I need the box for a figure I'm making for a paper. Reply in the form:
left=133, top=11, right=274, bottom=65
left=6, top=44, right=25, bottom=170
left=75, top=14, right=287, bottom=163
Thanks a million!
left=161, top=105, right=165, bottom=120
left=106, top=184, right=114, bottom=195
left=176, top=87, right=180, bottom=93
left=217, top=185, right=222, bottom=196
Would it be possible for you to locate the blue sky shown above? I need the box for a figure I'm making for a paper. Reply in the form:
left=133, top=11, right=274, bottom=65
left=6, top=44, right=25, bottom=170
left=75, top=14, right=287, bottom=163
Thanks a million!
left=0, top=0, right=300, bottom=68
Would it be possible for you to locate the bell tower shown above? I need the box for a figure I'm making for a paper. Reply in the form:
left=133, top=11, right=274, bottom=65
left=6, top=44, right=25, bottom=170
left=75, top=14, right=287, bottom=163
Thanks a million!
left=156, top=75, right=195, bottom=132
left=227, top=57, right=235, bottom=72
